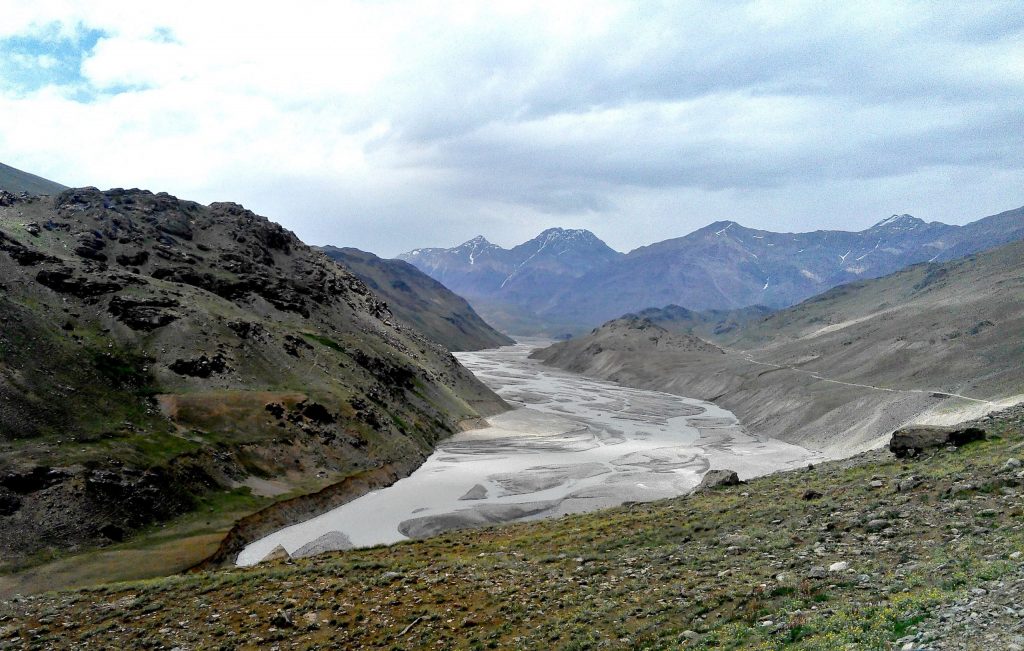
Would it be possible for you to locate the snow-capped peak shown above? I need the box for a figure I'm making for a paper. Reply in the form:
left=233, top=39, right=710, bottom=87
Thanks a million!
left=536, top=227, right=598, bottom=241
left=456, top=235, right=492, bottom=248
left=871, top=214, right=922, bottom=229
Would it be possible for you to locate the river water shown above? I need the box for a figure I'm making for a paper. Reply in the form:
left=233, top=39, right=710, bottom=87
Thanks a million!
left=236, top=343, right=820, bottom=565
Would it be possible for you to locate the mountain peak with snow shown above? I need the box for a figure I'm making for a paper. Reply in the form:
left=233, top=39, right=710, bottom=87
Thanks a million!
left=458, top=235, right=493, bottom=247
left=871, top=214, right=925, bottom=230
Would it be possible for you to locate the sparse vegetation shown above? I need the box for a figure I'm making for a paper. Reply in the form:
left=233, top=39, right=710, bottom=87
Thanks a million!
left=3, top=409, right=1021, bottom=649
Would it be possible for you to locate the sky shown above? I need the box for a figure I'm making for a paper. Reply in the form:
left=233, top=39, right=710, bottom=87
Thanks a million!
left=1, top=1, right=1023, bottom=257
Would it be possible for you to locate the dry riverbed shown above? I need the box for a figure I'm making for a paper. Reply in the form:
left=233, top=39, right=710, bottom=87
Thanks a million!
left=238, top=343, right=821, bottom=565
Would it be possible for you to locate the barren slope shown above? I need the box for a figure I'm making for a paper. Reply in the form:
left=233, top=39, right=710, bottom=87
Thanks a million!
left=0, top=162, right=66, bottom=196
left=319, top=246, right=512, bottom=351
left=534, top=239, right=1024, bottom=455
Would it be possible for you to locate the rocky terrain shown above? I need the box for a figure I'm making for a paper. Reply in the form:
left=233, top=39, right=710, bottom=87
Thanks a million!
left=534, top=237, right=1024, bottom=456
left=400, top=207, right=1024, bottom=334
left=0, top=163, right=66, bottom=197
left=319, top=246, right=512, bottom=351
left=2, top=406, right=1021, bottom=649
left=0, top=187, right=506, bottom=595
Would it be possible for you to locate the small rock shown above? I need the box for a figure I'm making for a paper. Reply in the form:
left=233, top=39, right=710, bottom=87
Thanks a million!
left=869, top=480, right=884, bottom=489
left=270, top=610, right=294, bottom=629
left=866, top=519, right=889, bottom=532
left=896, top=476, right=921, bottom=492
left=459, top=484, right=489, bottom=500
left=802, top=489, right=823, bottom=500
left=681, top=630, right=700, bottom=640
left=1009, top=551, right=1022, bottom=561
left=807, top=566, right=827, bottom=579
left=720, top=533, right=751, bottom=547
left=1002, top=458, right=1022, bottom=472
left=828, top=561, right=850, bottom=572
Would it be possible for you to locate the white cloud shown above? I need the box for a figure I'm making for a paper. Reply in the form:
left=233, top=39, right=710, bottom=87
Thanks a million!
left=0, top=1, right=1022, bottom=256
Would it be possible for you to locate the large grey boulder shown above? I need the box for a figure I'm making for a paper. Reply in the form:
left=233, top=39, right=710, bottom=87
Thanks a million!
left=889, top=426, right=986, bottom=458
left=292, top=531, right=354, bottom=559
left=696, top=469, right=741, bottom=491
left=260, top=544, right=291, bottom=563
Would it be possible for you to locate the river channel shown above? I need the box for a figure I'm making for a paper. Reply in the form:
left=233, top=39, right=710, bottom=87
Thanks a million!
left=236, top=342, right=820, bottom=565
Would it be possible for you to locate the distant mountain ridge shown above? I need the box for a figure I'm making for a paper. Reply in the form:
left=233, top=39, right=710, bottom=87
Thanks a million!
left=400, top=227, right=622, bottom=304
left=398, top=206, right=1024, bottom=334
left=0, top=162, right=66, bottom=196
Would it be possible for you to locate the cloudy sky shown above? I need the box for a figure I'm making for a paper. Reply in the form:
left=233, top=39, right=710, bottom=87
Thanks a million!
left=1, top=1, right=1022, bottom=256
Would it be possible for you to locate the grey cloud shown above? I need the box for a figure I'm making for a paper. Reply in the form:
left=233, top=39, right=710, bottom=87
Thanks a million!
left=350, top=1, right=1024, bottom=235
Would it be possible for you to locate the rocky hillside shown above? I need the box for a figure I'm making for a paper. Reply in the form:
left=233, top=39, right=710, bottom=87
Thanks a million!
left=401, top=206, right=1024, bottom=334
left=0, top=162, right=66, bottom=196
left=534, top=238, right=1024, bottom=455
left=0, top=187, right=506, bottom=592
left=3, top=407, right=1021, bottom=649
left=626, top=304, right=775, bottom=340
left=319, top=246, right=512, bottom=351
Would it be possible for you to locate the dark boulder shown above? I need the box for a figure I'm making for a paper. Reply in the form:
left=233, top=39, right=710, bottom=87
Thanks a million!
left=0, top=466, right=70, bottom=494
left=108, top=295, right=179, bottom=331
left=889, top=425, right=986, bottom=458
left=36, top=268, right=124, bottom=297
left=299, top=401, right=335, bottom=425
left=228, top=320, right=263, bottom=340
left=74, top=234, right=107, bottom=261
left=0, top=230, right=58, bottom=266
left=115, top=250, right=150, bottom=267
left=169, top=354, right=229, bottom=378
left=0, top=487, right=22, bottom=515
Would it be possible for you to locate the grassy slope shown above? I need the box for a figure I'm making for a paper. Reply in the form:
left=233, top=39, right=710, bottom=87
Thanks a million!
left=2, top=410, right=1022, bottom=649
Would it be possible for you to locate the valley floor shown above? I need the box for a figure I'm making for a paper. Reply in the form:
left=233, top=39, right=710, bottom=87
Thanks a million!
left=2, top=407, right=1022, bottom=650
left=238, top=343, right=819, bottom=564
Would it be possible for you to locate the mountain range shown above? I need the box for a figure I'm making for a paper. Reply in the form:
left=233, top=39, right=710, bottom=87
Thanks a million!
left=534, top=235, right=1024, bottom=455
left=399, top=207, right=1024, bottom=334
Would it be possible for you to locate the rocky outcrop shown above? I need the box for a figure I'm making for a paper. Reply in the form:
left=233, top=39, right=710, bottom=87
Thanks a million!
left=108, top=295, right=179, bottom=330
left=695, top=469, right=741, bottom=491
